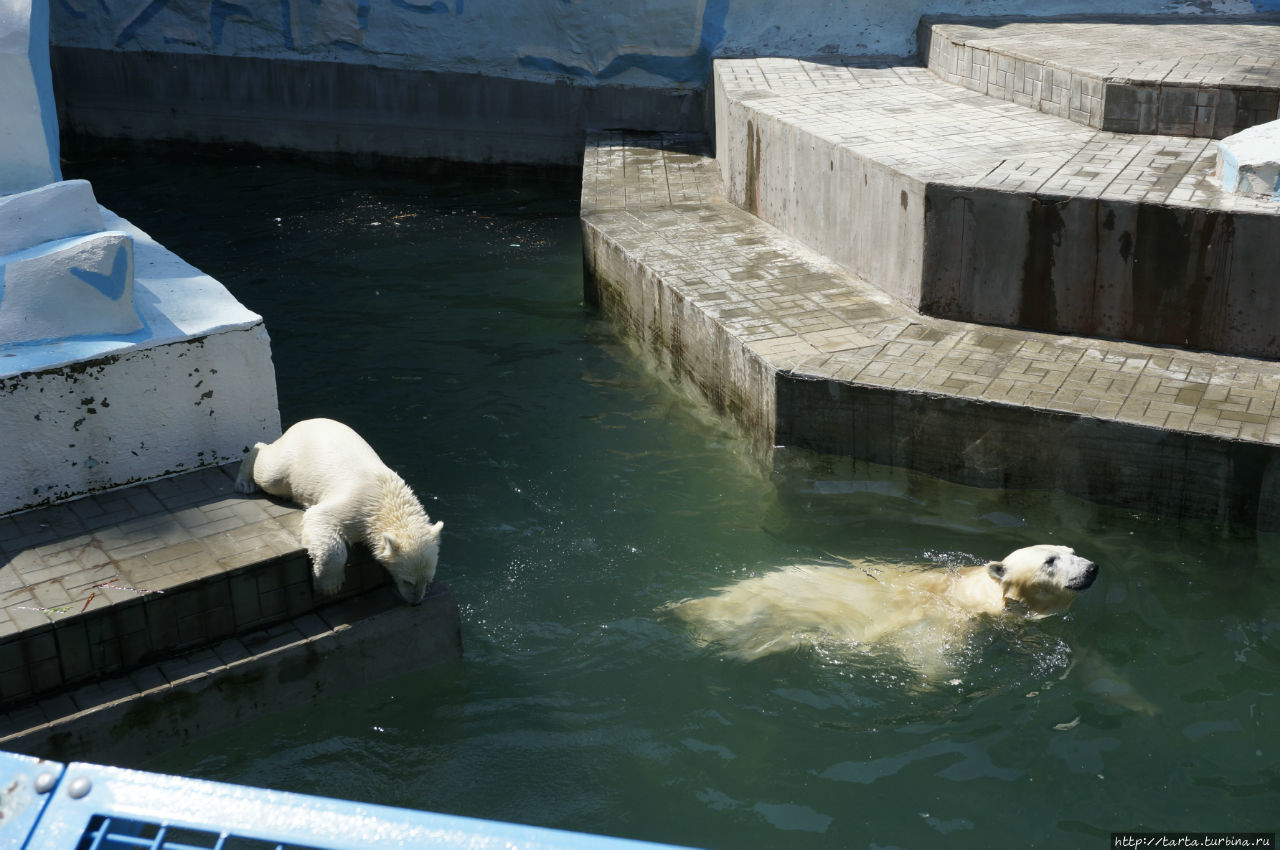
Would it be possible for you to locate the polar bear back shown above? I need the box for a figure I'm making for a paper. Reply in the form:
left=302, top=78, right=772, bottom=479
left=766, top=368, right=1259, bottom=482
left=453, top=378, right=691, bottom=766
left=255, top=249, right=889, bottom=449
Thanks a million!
left=252, top=418, right=390, bottom=508
left=665, top=545, right=1096, bottom=672
left=668, top=563, right=975, bottom=661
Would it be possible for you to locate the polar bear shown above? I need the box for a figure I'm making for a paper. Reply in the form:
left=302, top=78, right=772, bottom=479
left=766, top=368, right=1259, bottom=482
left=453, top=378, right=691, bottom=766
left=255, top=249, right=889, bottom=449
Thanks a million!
left=235, top=418, right=443, bottom=604
left=664, top=544, right=1097, bottom=675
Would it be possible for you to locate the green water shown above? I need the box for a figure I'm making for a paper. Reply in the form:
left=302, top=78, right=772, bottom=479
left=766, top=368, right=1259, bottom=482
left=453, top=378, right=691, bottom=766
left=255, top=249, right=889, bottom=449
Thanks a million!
left=70, top=148, right=1279, bottom=849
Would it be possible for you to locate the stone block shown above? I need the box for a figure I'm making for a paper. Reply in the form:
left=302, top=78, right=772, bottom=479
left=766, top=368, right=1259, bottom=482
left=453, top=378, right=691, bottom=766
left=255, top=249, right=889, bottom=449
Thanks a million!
left=0, top=231, right=142, bottom=346
left=1217, top=120, right=1280, bottom=201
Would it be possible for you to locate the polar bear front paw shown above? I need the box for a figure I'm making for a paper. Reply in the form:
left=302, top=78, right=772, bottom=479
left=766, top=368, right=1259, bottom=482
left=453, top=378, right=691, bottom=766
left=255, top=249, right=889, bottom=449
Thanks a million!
left=301, top=508, right=349, bottom=596
left=312, top=561, right=347, bottom=596
left=234, top=445, right=262, bottom=494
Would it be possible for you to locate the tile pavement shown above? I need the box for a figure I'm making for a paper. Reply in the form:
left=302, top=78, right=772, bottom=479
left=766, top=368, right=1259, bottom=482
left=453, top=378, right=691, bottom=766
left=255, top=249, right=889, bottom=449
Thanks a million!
left=583, top=130, right=1280, bottom=446
left=0, top=464, right=385, bottom=711
left=922, top=15, right=1280, bottom=136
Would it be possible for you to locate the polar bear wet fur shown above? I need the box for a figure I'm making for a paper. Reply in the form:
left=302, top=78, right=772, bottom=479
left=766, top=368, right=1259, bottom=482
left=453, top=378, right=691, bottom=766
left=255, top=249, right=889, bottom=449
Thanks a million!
left=666, top=544, right=1097, bottom=674
left=235, top=418, right=443, bottom=604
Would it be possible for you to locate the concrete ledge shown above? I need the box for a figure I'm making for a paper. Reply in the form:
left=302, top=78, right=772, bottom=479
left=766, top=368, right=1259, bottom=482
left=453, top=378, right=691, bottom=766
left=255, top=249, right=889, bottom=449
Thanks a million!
left=919, top=15, right=1280, bottom=138
left=51, top=47, right=705, bottom=166
left=0, top=465, right=386, bottom=708
left=714, top=57, right=1280, bottom=358
left=582, top=131, right=1280, bottom=532
left=776, top=375, right=1277, bottom=527
left=0, top=584, right=461, bottom=764
left=0, top=202, right=279, bottom=515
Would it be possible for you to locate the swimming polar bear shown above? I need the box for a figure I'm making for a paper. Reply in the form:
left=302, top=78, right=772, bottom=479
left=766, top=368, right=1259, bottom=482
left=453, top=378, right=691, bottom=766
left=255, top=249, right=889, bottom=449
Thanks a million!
left=664, top=544, right=1098, bottom=676
left=235, top=418, right=443, bottom=605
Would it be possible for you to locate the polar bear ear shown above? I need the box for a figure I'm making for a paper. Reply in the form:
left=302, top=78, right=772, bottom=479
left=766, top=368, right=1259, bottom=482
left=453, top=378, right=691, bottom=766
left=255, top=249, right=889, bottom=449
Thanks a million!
left=430, top=520, right=444, bottom=538
left=986, top=560, right=1006, bottom=580
left=381, top=532, right=398, bottom=557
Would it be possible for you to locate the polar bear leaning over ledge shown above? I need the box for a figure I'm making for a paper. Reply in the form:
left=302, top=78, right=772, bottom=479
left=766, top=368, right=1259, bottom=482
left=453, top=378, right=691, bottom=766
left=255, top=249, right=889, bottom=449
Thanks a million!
left=664, top=545, right=1098, bottom=675
left=235, top=418, right=443, bottom=605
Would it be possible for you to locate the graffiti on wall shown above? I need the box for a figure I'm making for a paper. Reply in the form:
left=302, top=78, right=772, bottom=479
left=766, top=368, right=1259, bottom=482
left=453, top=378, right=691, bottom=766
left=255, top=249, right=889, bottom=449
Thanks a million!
left=53, top=0, right=725, bottom=84
left=516, top=0, right=728, bottom=84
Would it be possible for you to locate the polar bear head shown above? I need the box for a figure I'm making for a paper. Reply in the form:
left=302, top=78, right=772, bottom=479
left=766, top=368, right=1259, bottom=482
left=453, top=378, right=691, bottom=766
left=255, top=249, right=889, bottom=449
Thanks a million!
left=987, top=544, right=1098, bottom=616
left=375, top=518, right=444, bottom=605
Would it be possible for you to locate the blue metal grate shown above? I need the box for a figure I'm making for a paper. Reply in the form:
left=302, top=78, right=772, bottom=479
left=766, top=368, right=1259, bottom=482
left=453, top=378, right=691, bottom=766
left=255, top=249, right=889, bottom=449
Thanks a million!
left=76, top=816, right=324, bottom=850
left=3, top=751, right=694, bottom=850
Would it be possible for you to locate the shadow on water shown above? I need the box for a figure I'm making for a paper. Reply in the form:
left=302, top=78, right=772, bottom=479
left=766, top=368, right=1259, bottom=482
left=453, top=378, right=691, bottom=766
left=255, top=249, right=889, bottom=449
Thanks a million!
left=67, top=144, right=1280, bottom=850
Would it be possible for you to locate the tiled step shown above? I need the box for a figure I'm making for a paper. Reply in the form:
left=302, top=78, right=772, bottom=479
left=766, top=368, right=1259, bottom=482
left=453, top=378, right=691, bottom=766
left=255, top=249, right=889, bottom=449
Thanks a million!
left=0, top=465, right=456, bottom=713
left=920, top=15, right=1280, bottom=137
left=581, top=131, right=1280, bottom=531
left=713, top=55, right=1280, bottom=358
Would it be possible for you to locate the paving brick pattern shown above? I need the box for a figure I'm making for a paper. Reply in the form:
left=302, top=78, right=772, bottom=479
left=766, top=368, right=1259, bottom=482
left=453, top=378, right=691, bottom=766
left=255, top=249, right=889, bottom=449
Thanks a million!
left=583, top=130, right=1280, bottom=446
left=716, top=56, right=1280, bottom=214
left=923, top=15, right=1280, bottom=136
left=0, top=465, right=386, bottom=710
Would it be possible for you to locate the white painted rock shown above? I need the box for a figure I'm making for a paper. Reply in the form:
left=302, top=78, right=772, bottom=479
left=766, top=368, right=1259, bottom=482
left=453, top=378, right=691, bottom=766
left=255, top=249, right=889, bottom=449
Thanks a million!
left=0, top=231, right=143, bottom=345
left=1217, top=119, right=1280, bottom=201
left=0, top=180, right=106, bottom=255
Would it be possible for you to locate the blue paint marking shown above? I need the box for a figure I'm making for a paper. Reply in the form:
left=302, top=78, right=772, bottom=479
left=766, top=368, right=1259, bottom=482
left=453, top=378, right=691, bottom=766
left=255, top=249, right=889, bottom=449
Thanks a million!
left=29, top=0, right=62, bottom=180
left=1252, top=0, right=1280, bottom=9
left=280, top=0, right=293, bottom=48
left=211, top=0, right=253, bottom=45
left=357, top=0, right=370, bottom=30
left=0, top=324, right=153, bottom=350
left=55, top=0, right=87, bottom=22
left=518, top=0, right=729, bottom=84
left=114, top=0, right=171, bottom=47
left=390, top=0, right=451, bottom=13
left=70, top=244, right=129, bottom=301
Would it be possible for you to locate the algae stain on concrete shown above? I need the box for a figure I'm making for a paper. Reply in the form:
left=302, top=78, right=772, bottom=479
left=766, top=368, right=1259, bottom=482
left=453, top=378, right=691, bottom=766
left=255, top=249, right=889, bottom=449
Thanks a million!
left=744, top=118, right=761, bottom=217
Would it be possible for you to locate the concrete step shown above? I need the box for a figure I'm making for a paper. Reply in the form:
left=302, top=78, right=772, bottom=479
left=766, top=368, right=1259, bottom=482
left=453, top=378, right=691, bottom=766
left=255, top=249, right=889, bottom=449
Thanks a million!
left=713, top=55, right=1280, bottom=359
left=920, top=15, right=1280, bottom=138
left=581, top=131, right=1280, bottom=532
left=0, top=464, right=460, bottom=718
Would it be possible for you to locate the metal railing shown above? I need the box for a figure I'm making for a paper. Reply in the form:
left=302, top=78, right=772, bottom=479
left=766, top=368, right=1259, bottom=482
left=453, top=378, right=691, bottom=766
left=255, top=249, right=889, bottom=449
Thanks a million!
left=1, top=751, right=692, bottom=850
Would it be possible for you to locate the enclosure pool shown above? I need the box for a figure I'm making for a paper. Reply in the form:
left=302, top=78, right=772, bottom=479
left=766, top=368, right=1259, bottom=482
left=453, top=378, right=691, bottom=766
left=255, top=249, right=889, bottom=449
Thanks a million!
left=66, top=147, right=1279, bottom=849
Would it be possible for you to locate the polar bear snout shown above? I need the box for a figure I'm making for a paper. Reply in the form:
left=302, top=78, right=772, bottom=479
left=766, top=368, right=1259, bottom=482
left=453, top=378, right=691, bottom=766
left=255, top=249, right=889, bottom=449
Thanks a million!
left=395, top=577, right=434, bottom=606
left=1065, top=559, right=1099, bottom=591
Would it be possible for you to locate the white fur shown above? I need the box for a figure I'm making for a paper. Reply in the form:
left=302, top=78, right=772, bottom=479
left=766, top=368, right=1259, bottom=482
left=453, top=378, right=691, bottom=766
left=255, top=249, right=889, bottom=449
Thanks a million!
left=664, top=544, right=1097, bottom=675
left=235, top=418, right=443, bottom=604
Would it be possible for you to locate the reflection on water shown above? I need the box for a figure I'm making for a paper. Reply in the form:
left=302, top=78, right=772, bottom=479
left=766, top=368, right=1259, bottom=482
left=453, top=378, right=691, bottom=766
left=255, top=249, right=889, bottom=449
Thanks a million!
left=69, top=147, right=1280, bottom=850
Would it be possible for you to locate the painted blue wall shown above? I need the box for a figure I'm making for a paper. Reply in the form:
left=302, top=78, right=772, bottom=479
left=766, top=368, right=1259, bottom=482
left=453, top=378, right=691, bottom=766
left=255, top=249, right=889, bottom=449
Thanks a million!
left=49, top=0, right=1277, bottom=90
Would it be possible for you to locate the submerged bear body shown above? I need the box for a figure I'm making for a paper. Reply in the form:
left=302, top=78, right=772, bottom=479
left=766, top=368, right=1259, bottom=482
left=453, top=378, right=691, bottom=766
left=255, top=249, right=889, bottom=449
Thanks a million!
left=666, top=544, right=1098, bottom=675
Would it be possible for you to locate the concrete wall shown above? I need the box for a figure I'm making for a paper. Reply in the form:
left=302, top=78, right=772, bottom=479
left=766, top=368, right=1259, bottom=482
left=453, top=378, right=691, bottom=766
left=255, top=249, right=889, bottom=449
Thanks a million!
left=775, top=374, right=1280, bottom=533
left=48, top=0, right=1266, bottom=163
left=1, top=328, right=280, bottom=514
left=715, top=75, right=929, bottom=308
left=581, top=215, right=777, bottom=451
left=921, top=187, right=1280, bottom=358
left=49, top=48, right=704, bottom=166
